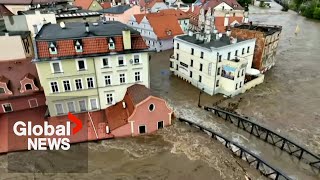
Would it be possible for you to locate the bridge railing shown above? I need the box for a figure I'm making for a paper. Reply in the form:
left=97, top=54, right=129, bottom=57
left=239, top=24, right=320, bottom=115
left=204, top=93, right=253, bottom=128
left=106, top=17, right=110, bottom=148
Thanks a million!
left=203, top=106, right=320, bottom=171
left=178, top=118, right=291, bottom=180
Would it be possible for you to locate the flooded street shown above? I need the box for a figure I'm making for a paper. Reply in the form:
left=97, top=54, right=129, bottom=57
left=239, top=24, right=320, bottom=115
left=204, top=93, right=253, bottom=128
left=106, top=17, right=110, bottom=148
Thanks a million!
left=0, top=1, right=320, bottom=179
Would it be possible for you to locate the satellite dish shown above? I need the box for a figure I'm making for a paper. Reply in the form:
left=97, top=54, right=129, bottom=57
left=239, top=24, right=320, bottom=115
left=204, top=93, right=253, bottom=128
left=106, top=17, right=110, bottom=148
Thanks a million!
left=60, top=22, right=66, bottom=29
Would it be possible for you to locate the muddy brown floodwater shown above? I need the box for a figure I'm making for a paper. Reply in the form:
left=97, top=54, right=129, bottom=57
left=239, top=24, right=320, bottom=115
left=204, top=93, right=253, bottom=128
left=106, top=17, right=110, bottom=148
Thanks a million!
left=0, top=2, right=319, bottom=180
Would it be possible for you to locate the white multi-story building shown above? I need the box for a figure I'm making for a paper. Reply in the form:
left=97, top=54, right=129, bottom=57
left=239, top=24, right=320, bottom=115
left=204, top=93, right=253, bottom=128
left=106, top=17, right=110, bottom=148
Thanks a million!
left=170, top=29, right=263, bottom=97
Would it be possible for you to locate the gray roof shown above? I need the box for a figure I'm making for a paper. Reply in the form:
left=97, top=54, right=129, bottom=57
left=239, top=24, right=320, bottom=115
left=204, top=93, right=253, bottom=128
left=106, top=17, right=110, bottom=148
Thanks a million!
left=233, top=24, right=282, bottom=36
left=99, top=5, right=131, bottom=14
left=0, top=30, right=30, bottom=38
left=0, top=0, right=70, bottom=5
left=36, top=21, right=140, bottom=40
left=177, top=33, right=246, bottom=49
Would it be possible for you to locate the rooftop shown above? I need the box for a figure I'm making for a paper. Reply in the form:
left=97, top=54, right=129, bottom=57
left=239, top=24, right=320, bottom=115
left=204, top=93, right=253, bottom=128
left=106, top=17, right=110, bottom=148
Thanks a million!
left=0, top=0, right=70, bottom=5
left=0, top=4, right=13, bottom=16
left=177, top=33, right=247, bottom=49
left=74, top=0, right=101, bottom=10
left=99, top=5, right=131, bottom=14
left=36, top=21, right=140, bottom=40
left=0, top=30, right=30, bottom=38
left=233, top=24, right=282, bottom=36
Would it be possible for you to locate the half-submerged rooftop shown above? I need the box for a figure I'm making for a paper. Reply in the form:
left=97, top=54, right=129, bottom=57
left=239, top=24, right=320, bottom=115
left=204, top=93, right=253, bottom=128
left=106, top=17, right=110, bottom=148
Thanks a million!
left=177, top=33, right=248, bottom=49
left=233, top=24, right=282, bottom=36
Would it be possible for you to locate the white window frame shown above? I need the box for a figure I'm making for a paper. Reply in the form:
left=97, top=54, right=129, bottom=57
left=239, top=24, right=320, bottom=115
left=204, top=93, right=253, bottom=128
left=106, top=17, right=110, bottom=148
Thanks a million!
left=74, top=78, right=83, bottom=90
left=55, top=103, right=64, bottom=115
left=102, top=57, right=111, bottom=68
left=90, top=98, right=98, bottom=110
left=138, top=125, right=147, bottom=134
left=104, top=75, right=112, bottom=86
left=106, top=93, right=114, bottom=105
left=78, top=100, right=87, bottom=112
left=67, top=101, right=76, bottom=113
left=2, top=103, right=13, bottom=113
left=28, top=98, right=38, bottom=108
left=75, top=40, right=83, bottom=53
left=0, top=87, right=5, bottom=94
left=49, top=42, right=57, bottom=55
left=148, top=103, right=155, bottom=112
left=133, top=54, right=141, bottom=64
left=135, top=72, right=141, bottom=82
left=50, top=81, right=59, bottom=93
left=50, top=61, right=63, bottom=73
left=157, top=121, right=164, bottom=129
left=76, top=59, right=87, bottom=71
left=86, top=77, right=95, bottom=89
left=62, top=80, right=72, bottom=92
left=109, top=38, right=115, bottom=50
left=118, top=56, right=125, bottom=66
left=119, top=73, right=126, bottom=84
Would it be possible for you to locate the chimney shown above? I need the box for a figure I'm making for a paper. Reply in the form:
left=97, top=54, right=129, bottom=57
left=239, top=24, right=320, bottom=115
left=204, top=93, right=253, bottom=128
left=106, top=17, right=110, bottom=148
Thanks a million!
left=188, top=30, right=194, bottom=37
left=196, top=33, right=200, bottom=40
left=226, top=29, right=231, bottom=36
left=35, top=10, right=41, bottom=15
left=4, top=32, right=9, bottom=36
left=122, top=28, right=131, bottom=50
left=191, top=3, right=194, bottom=12
left=85, top=22, right=89, bottom=33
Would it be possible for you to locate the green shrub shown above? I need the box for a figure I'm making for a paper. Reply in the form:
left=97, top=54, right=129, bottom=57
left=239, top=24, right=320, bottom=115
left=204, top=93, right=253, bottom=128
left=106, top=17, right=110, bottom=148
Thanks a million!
left=314, top=7, right=320, bottom=19
left=282, top=2, right=289, bottom=11
left=302, top=3, right=316, bottom=18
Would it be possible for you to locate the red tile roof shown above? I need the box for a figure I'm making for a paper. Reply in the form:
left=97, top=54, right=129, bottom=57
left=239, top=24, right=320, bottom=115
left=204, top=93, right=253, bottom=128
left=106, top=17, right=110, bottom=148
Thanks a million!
left=100, top=2, right=111, bottom=9
left=202, top=0, right=244, bottom=10
left=158, top=9, right=189, bottom=20
left=0, top=0, right=69, bottom=5
left=126, top=84, right=152, bottom=105
left=74, top=0, right=94, bottom=10
left=0, top=58, right=42, bottom=100
left=139, top=0, right=164, bottom=8
left=134, top=14, right=145, bottom=24
left=0, top=4, right=13, bottom=16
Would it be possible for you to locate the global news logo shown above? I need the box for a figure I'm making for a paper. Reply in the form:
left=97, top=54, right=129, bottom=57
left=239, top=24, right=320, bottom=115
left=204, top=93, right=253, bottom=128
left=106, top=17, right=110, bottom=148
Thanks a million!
left=12, top=112, right=83, bottom=151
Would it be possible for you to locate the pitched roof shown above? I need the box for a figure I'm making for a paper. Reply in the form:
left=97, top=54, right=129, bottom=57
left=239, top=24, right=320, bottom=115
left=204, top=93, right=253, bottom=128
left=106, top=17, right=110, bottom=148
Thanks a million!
left=202, top=0, right=244, bottom=10
left=126, top=84, right=152, bottom=106
left=0, top=0, right=69, bottom=5
left=99, top=5, right=131, bottom=14
left=0, top=4, right=13, bottom=16
left=158, top=9, right=189, bottom=20
left=100, top=2, right=112, bottom=9
left=74, top=0, right=94, bottom=10
left=147, top=14, right=184, bottom=40
left=0, top=58, right=42, bottom=100
left=134, top=14, right=145, bottom=24
left=139, top=0, right=164, bottom=8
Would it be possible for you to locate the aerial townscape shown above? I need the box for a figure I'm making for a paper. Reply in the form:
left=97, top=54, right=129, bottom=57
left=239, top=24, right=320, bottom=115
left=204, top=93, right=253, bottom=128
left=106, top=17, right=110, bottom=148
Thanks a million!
left=0, top=0, right=319, bottom=179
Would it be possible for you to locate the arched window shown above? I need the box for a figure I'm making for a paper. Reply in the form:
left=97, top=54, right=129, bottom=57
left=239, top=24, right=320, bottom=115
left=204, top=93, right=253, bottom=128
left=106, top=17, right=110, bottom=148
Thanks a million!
left=149, top=104, right=155, bottom=112
left=25, top=84, right=32, bottom=90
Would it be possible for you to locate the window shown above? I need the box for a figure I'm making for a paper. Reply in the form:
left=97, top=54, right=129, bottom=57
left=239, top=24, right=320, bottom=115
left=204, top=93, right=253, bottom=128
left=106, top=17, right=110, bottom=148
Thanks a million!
left=75, top=79, right=83, bottom=90
left=28, top=99, right=38, bottom=108
left=176, top=64, right=178, bottom=70
left=149, top=104, right=155, bottom=111
left=49, top=42, right=57, bottom=54
left=77, top=59, right=86, bottom=71
left=240, top=82, right=242, bottom=88
left=118, top=56, right=124, bottom=66
left=190, top=59, right=193, bottom=67
left=79, top=100, right=87, bottom=112
left=135, top=72, right=141, bottom=82
left=199, top=75, right=202, bottom=82
left=191, top=48, right=194, bottom=55
left=200, top=52, right=204, bottom=59
left=51, top=62, right=62, bottom=73
left=242, top=48, right=245, bottom=55
left=109, top=38, right=115, bottom=50
left=75, top=40, right=82, bottom=53
left=106, top=93, right=113, bottom=104
left=235, top=83, right=238, bottom=90
left=25, top=84, right=32, bottom=90
left=217, top=67, right=221, bottom=75
left=227, top=52, right=231, bottom=60
left=190, top=71, right=193, bottom=78
left=67, top=102, right=75, bottom=113
left=63, top=80, right=71, bottom=91
left=119, top=74, right=126, bottom=84
left=218, top=55, right=222, bottom=62
left=235, top=50, right=238, bottom=56
left=159, top=41, right=162, bottom=46
left=139, top=125, right=146, bottom=134
left=87, top=77, right=94, bottom=88
left=200, top=63, right=203, bottom=71
left=170, top=61, right=173, bottom=68
left=102, top=58, right=109, bottom=68
left=158, top=121, right=164, bottom=129
left=23, top=38, right=30, bottom=54
left=50, top=82, right=59, bottom=93
left=0, top=87, right=5, bottom=94
left=105, top=75, right=111, bottom=86
left=90, top=99, right=98, bottom=110
left=247, top=46, right=250, bottom=53
left=2, top=103, right=13, bottom=112
left=55, top=104, right=64, bottom=115
left=237, top=71, right=240, bottom=78
left=216, top=80, right=219, bottom=87
left=134, top=54, right=140, bottom=64
left=242, top=69, right=245, bottom=76
left=177, top=43, right=179, bottom=49
left=176, top=53, right=179, bottom=60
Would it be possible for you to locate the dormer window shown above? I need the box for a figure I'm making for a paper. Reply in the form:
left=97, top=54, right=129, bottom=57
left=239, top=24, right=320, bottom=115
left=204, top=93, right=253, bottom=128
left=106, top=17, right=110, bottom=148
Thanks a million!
left=49, top=42, right=57, bottom=55
left=25, top=84, right=32, bottom=90
left=0, top=87, right=4, bottom=94
left=167, top=30, right=172, bottom=36
left=108, top=38, right=115, bottom=50
left=74, top=40, right=83, bottom=53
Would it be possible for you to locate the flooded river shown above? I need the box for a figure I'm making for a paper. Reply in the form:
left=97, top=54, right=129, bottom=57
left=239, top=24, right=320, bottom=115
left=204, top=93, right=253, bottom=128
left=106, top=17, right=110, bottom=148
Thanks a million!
left=0, top=1, right=319, bottom=179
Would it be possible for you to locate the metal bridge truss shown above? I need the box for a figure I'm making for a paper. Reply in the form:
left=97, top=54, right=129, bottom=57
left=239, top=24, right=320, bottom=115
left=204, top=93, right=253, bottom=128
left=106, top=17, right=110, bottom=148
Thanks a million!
left=203, top=106, right=320, bottom=171
left=178, top=118, right=291, bottom=180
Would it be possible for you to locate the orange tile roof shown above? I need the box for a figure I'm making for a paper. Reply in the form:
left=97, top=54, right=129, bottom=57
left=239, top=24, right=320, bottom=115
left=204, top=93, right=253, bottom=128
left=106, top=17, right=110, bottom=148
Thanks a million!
left=134, top=14, right=146, bottom=24
left=74, top=0, right=93, bottom=10
left=139, top=0, right=164, bottom=8
left=147, top=14, right=184, bottom=40
left=158, top=9, right=189, bottom=20
left=0, top=4, right=13, bottom=16
left=100, top=2, right=111, bottom=9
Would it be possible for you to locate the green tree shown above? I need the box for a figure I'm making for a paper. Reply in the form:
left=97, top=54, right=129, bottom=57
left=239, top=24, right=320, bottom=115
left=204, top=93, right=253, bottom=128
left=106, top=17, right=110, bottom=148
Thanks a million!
left=237, top=0, right=252, bottom=7
left=313, top=7, right=320, bottom=19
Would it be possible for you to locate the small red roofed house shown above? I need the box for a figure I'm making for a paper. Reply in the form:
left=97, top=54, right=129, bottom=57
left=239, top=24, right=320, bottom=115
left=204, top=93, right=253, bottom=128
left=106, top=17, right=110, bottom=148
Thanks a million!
left=108, top=84, right=173, bottom=137
left=139, top=0, right=168, bottom=12
left=74, top=0, right=103, bottom=10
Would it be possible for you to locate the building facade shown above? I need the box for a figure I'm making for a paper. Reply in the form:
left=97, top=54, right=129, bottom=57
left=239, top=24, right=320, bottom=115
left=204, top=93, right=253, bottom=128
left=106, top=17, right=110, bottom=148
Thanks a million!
left=34, top=21, right=150, bottom=116
left=170, top=29, right=260, bottom=96
left=100, top=5, right=144, bottom=24
left=139, top=0, right=169, bottom=13
left=231, top=24, right=282, bottom=73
